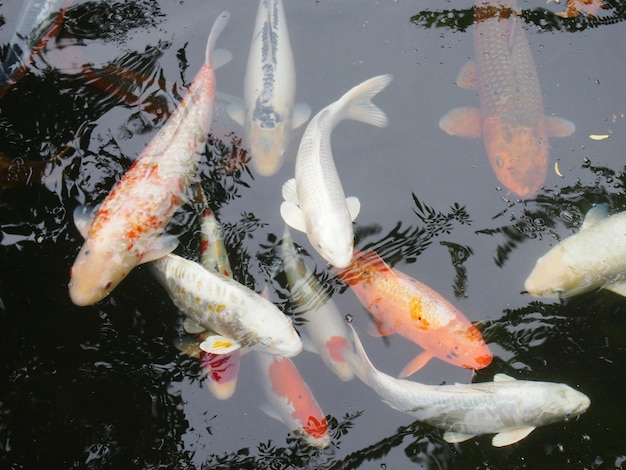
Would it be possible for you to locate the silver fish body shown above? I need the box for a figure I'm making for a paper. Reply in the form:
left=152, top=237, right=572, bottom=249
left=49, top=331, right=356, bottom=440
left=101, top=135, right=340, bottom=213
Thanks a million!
left=152, top=254, right=302, bottom=358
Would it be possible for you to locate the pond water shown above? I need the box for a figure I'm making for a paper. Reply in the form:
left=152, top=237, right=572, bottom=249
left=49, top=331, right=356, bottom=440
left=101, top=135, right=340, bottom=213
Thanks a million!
left=1, top=0, right=626, bottom=468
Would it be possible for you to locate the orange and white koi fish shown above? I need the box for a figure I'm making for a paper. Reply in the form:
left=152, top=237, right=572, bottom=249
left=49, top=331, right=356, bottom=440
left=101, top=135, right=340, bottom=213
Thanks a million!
left=281, top=227, right=353, bottom=381
left=227, top=0, right=311, bottom=176
left=439, top=0, right=575, bottom=197
left=335, top=249, right=492, bottom=377
left=255, top=352, right=330, bottom=448
left=69, top=12, right=232, bottom=306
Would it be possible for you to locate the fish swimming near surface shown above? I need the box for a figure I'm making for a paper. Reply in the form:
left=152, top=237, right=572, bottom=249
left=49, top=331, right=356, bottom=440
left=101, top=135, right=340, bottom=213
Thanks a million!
left=525, top=203, right=626, bottom=298
left=343, top=325, right=590, bottom=447
left=0, top=0, right=71, bottom=98
left=227, top=0, right=311, bottom=176
left=151, top=253, right=303, bottom=358
left=280, top=74, right=392, bottom=268
left=255, top=351, right=330, bottom=448
left=69, top=11, right=232, bottom=306
left=281, top=226, right=353, bottom=381
left=439, top=0, right=575, bottom=197
left=335, top=249, right=492, bottom=377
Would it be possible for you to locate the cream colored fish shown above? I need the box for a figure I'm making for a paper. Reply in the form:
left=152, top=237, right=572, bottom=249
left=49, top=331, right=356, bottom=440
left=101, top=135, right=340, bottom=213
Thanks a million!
left=343, top=325, right=590, bottom=447
left=280, top=74, right=392, bottom=268
left=525, top=203, right=626, bottom=298
left=69, top=12, right=231, bottom=306
left=227, top=0, right=310, bottom=176
left=151, top=253, right=302, bottom=358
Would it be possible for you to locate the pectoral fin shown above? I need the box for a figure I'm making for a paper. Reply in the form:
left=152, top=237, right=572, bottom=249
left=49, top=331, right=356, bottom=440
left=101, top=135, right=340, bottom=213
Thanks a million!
left=544, top=115, right=575, bottom=138
left=455, top=60, right=477, bottom=89
left=346, top=196, right=361, bottom=221
left=492, top=426, right=536, bottom=447
left=138, top=235, right=178, bottom=264
left=280, top=201, right=307, bottom=233
left=399, top=351, right=434, bottom=378
left=73, top=205, right=97, bottom=238
left=605, top=280, right=626, bottom=297
left=581, top=203, right=608, bottom=230
left=292, top=102, right=312, bottom=128
left=227, top=102, right=245, bottom=126
left=183, top=318, right=207, bottom=334
left=493, top=373, right=517, bottom=382
left=439, top=107, right=482, bottom=138
left=443, top=431, right=476, bottom=444
left=211, top=48, right=232, bottom=71
left=199, top=334, right=241, bottom=354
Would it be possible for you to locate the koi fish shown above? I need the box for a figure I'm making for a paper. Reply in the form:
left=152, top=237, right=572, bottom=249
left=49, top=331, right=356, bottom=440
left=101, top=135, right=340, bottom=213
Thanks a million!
left=280, top=74, right=391, bottom=268
left=343, top=325, right=590, bottom=447
left=550, top=0, right=606, bottom=18
left=335, top=249, right=492, bottom=377
left=255, top=352, right=330, bottom=448
left=151, top=253, right=302, bottom=358
left=439, top=0, right=575, bottom=197
left=525, top=203, right=626, bottom=298
left=227, top=0, right=311, bottom=176
left=68, top=11, right=232, bottom=306
left=281, top=227, right=353, bottom=381
left=0, top=0, right=71, bottom=98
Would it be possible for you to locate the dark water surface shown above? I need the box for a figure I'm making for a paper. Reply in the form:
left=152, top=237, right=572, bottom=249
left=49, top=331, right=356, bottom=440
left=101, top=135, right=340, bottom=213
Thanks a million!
left=1, top=0, right=626, bottom=468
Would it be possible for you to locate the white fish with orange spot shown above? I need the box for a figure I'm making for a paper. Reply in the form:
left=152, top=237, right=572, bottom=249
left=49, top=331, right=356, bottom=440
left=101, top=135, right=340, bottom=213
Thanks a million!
left=227, top=0, right=310, bottom=176
left=69, top=11, right=232, bottom=306
left=280, top=74, right=392, bottom=268
left=255, top=352, right=330, bottom=448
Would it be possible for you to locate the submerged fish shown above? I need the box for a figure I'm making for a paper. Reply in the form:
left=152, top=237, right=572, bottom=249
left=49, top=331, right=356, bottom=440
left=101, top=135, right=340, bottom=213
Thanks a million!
left=227, top=0, right=311, bottom=176
left=281, top=227, right=353, bottom=381
left=280, top=74, right=392, bottom=268
left=151, top=253, right=302, bottom=358
left=343, top=325, right=590, bottom=447
left=69, top=12, right=232, bottom=306
left=335, top=249, right=492, bottom=377
left=525, top=203, right=626, bottom=298
left=439, top=0, right=575, bottom=197
left=255, top=352, right=330, bottom=448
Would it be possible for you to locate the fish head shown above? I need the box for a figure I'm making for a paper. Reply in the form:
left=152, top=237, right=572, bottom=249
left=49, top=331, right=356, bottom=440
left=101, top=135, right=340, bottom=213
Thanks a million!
left=428, top=323, right=493, bottom=370
left=254, top=317, right=303, bottom=358
left=524, top=244, right=593, bottom=298
left=69, top=239, right=132, bottom=306
left=248, top=120, right=289, bottom=176
left=310, top=220, right=354, bottom=269
left=539, top=383, right=590, bottom=424
left=483, top=118, right=548, bottom=197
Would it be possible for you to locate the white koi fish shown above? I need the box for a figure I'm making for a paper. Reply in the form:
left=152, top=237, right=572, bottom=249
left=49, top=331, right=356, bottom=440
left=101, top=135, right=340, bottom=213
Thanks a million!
left=151, top=253, right=302, bottom=358
left=69, top=11, right=232, bottom=306
left=255, top=352, right=330, bottom=448
left=227, top=0, right=311, bottom=176
left=525, top=203, right=626, bottom=298
left=280, top=74, right=392, bottom=268
left=343, top=325, right=590, bottom=447
left=281, top=227, right=353, bottom=381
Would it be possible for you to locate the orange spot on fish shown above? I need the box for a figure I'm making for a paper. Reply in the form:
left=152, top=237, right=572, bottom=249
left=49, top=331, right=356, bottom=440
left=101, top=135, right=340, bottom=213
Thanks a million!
left=326, top=336, right=350, bottom=362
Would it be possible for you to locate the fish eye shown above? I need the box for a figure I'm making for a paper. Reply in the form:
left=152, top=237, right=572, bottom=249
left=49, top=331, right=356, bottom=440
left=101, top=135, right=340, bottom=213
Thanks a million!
left=260, top=336, right=273, bottom=346
left=495, top=156, right=504, bottom=168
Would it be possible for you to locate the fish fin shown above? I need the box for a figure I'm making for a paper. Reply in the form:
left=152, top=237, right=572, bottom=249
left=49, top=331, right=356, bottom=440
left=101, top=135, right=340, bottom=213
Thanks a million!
left=73, top=205, right=97, bottom=239
left=605, top=280, right=626, bottom=297
left=399, top=351, right=434, bottom=378
left=199, top=334, right=241, bottom=354
left=211, top=49, right=232, bottom=71
left=183, top=318, right=207, bottom=334
left=335, top=250, right=391, bottom=284
left=493, top=373, right=517, bottom=382
left=138, top=235, right=179, bottom=264
left=281, top=178, right=299, bottom=204
left=443, top=431, right=476, bottom=444
left=581, top=203, right=608, bottom=230
left=260, top=402, right=283, bottom=422
left=174, top=336, right=202, bottom=358
left=205, top=11, right=231, bottom=67
left=300, top=330, right=320, bottom=354
left=341, top=74, right=392, bottom=127
left=292, top=102, right=312, bottom=129
left=544, top=115, right=575, bottom=138
left=492, top=426, right=536, bottom=447
left=439, top=107, right=482, bottom=138
left=341, top=324, right=376, bottom=384
left=227, top=102, right=245, bottom=126
left=280, top=201, right=307, bottom=233
left=368, top=320, right=394, bottom=338
left=455, top=60, right=477, bottom=89
left=346, top=196, right=361, bottom=221
left=207, top=380, right=237, bottom=401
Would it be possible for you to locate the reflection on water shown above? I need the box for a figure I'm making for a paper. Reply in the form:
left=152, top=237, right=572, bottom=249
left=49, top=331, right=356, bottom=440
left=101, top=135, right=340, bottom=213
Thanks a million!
left=1, top=0, right=626, bottom=468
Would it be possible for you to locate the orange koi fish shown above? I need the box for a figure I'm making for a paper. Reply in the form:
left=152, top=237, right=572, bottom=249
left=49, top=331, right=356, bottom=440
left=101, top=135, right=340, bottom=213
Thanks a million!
left=439, top=0, right=575, bottom=197
left=335, top=249, right=492, bottom=377
left=69, top=11, right=231, bottom=306
left=255, top=352, right=330, bottom=448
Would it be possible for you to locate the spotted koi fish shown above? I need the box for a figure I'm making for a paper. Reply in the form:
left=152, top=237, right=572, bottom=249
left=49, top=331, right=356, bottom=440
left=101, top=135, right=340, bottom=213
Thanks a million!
left=335, top=249, right=492, bottom=377
left=255, top=352, right=330, bottom=448
left=69, top=12, right=231, bottom=306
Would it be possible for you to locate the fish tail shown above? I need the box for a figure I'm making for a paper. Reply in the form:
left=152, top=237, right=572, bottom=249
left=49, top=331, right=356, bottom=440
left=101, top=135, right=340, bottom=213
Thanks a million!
left=205, top=11, right=232, bottom=68
left=338, top=74, right=393, bottom=127
left=342, top=324, right=376, bottom=385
